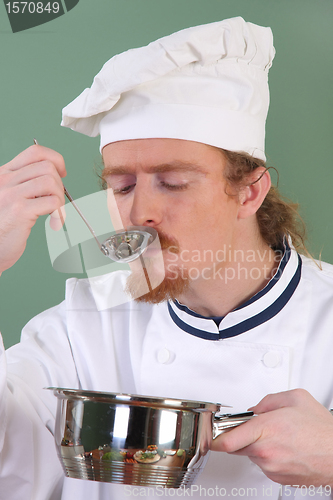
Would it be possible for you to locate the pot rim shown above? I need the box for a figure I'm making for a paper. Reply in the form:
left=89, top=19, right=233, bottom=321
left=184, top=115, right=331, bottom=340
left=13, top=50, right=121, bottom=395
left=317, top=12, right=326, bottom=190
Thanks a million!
left=47, top=387, right=226, bottom=412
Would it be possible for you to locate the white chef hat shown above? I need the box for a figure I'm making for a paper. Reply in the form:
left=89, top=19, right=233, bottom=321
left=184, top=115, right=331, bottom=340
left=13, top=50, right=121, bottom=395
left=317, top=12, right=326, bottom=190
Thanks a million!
left=61, top=17, right=275, bottom=161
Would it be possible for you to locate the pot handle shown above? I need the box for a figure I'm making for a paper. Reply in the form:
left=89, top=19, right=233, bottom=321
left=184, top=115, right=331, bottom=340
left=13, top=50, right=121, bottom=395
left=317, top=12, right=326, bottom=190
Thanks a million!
left=213, top=411, right=254, bottom=439
left=213, top=409, right=333, bottom=439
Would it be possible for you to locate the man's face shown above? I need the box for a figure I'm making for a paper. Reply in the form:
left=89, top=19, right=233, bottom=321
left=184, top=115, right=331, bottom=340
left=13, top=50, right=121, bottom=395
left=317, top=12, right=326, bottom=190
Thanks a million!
left=102, top=138, right=242, bottom=301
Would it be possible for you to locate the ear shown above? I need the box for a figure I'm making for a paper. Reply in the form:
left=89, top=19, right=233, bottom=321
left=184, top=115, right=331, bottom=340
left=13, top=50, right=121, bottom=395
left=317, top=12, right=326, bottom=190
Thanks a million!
left=237, top=168, right=271, bottom=219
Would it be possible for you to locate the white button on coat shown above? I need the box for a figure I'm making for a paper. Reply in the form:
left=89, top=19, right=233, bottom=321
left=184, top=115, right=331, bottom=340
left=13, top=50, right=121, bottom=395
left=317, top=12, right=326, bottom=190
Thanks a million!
left=262, top=351, right=281, bottom=368
left=157, top=348, right=171, bottom=364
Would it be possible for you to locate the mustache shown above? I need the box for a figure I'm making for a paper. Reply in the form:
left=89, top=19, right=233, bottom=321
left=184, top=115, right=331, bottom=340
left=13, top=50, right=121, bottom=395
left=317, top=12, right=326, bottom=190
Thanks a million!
left=154, top=229, right=180, bottom=253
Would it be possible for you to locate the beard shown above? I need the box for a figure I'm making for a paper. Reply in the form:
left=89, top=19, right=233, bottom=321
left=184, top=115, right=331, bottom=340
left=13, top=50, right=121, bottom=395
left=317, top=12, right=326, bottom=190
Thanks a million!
left=125, top=230, right=190, bottom=304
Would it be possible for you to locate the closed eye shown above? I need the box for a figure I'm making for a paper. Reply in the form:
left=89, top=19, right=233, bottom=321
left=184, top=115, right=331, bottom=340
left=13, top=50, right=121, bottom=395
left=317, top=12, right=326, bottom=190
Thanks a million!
left=112, top=181, right=188, bottom=195
left=112, top=184, right=136, bottom=195
left=160, top=181, right=188, bottom=191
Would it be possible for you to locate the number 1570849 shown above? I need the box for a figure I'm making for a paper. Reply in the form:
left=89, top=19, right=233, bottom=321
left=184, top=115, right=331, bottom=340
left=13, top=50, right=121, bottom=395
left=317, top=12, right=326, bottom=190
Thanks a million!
left=5, top=2, right=60, bottom=14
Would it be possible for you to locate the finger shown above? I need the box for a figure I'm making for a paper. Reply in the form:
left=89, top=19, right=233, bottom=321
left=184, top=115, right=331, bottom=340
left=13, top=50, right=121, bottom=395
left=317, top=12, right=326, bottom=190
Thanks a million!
left=211, top=419, right=263, bottom=453
left=248, top=389, right=311, bottom=414
left=6, top=144, right=66, bottom=178
left=1, top=161, right=65, bottom=189
left=49, top=206, right=66, bottom=231
left=15, top=175, right=65, bottom=204
left=25, top=195, right=66, bottom=218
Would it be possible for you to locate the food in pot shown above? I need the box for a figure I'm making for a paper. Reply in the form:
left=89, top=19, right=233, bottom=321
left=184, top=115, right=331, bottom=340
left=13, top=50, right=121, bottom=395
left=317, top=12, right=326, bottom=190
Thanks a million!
left=102, top=449, right=125, bottom=462
left=147, top=445, right=158, bottom=452
left=134, top=450, right=161, bottom=463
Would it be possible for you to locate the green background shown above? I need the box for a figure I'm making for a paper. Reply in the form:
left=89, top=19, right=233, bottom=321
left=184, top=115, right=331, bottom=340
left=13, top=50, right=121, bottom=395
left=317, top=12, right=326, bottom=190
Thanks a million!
left=0, top=0, right=332, bottom=348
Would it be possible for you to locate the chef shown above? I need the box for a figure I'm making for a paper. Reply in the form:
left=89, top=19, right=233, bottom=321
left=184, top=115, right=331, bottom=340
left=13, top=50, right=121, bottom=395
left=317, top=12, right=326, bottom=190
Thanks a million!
left=1, top=16, right=333, bottom=500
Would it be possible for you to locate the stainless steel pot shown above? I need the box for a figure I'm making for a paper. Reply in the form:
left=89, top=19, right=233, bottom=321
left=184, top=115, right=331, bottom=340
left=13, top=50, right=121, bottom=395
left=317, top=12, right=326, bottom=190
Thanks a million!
left=50, top=388, right=253, bottom=489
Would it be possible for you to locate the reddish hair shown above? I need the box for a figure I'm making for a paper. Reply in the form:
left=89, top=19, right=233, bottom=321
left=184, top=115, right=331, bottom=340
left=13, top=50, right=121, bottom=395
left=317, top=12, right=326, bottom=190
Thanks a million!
left=221, top=149, right=308, bottom=254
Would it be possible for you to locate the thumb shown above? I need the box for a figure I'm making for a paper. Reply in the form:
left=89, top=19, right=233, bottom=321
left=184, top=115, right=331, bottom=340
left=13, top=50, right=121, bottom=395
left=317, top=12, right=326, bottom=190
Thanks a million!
left=49, top=206, right=66, bottom=231
left=211, top=418, right=262, bottom=453
left=248, top=389, right=309, bottom=414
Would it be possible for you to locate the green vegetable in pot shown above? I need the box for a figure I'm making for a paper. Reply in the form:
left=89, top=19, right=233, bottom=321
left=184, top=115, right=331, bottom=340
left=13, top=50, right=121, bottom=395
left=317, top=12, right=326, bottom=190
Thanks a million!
left=102, top=450, right=124, bottom=461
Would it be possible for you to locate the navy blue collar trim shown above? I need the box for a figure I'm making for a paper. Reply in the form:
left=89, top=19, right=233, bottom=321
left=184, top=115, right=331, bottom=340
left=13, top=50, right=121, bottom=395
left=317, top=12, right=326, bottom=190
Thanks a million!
left=173, top=300, right=219, bottom=320
left=167, top=252, right=302, bottom=341
left=234, top=243, right=290, bottom=311
left=172, top=241, right=290, bottom=320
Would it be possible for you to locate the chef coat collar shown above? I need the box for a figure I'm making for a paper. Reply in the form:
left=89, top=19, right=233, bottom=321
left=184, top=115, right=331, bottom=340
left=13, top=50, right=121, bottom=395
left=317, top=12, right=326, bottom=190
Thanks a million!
left=167, top=241, right=302, bottom=340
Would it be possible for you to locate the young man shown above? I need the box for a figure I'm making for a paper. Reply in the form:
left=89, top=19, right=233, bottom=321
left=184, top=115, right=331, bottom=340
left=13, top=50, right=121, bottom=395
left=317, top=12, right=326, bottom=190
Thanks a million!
left=1, top=17, right=333, bottom=500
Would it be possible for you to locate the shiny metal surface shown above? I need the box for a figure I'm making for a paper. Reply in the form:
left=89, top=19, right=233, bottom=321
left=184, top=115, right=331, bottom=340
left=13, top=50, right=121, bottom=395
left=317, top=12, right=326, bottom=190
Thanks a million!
left=213, top=412, right=254, bottom=438
left=50, top=388, right=253, bottom=488
left=101, top=226, right=157, bottom=263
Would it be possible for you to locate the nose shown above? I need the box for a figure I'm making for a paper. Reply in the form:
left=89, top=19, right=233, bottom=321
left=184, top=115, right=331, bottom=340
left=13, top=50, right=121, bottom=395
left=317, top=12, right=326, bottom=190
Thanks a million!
left=129, top=180, right=162, bottom=227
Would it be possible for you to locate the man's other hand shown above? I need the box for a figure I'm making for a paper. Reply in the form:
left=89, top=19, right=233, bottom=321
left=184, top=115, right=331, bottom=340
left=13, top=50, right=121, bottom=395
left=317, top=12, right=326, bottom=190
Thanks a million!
left=212, top=389, right=333, bottom=487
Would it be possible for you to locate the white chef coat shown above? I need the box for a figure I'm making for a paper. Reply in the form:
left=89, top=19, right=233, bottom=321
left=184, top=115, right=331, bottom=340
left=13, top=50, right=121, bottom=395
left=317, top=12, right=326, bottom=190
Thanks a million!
left=1, top=245, right=333, bottom=500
